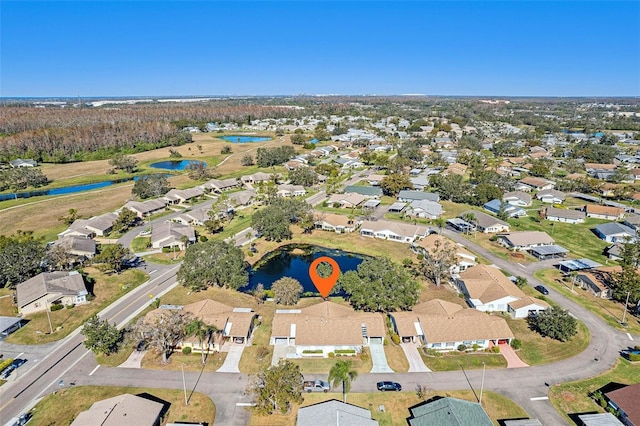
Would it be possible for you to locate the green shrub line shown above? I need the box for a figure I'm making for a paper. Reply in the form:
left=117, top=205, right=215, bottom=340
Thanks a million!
left=0, top=358, right=14, bottom=373
left=302, top=350, right=323, bottom=354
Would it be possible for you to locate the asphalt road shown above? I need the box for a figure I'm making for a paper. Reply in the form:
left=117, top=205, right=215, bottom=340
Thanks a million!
left=2, top=192, right=639, bottom=425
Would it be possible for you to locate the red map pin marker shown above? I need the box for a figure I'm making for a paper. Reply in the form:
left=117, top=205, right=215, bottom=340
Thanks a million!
left=309, top=256, right=341, bottom=298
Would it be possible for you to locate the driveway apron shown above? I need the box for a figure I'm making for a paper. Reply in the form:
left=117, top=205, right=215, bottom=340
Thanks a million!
left=217, top=345, right=245, bottom=373
left=369, top=344, right=393, bottom=373
left=499, top=343, right=529, bottom=368
left=401, top=343, right=431, bottom=372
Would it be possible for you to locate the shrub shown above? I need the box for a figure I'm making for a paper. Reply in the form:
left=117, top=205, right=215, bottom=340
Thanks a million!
left=199, top=235, right=208, bottom=242
left=510, top=339, right=522, bottom=350
left=50, top=304, right=64, bottom=312
left=0, top=358, right=14, bottom=373
left=221, top=146, right=233, bottom=154
left=457, top=344, right=467, bottom=352
left=328, top=352, right=335, bottom=358
left=590, top=390, right=607, bottom=408
left=256, top=346, right=270, bottom=360
left=491, top=346, right=500, bottom=353
left=390, top=334, right=401, bottom=345
left=182, top=347, right=192, bottom=355
left=628, top=353, right=640, bottom=362
left=65, top=304, right=75, bottom=309
left=360, top=348, right=369, bottom=361
left=335, top=349, right=356, bottom=354
left=302, top=349, right=323, bottom=354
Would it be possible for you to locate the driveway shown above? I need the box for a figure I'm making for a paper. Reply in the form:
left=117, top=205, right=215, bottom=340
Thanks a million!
left=499, top=343, right=529, bottom=368
left=401, top=343, right=431, bottom=372
left=369, top=344, right=393, bottom=373
left=216, top=345, right=245, bottom=373
left=271, top=344, right=297, bottom=366
left=118, top=349, right=146, bottom=368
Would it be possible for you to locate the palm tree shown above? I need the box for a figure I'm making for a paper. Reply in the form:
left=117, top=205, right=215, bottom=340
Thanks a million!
left=185, top=319, right=214, bottom=365
left=328, top=359, right=358, bottom=403
left=461, top=212, right=477, bottom=235
left=433, top=217, right=446, bottom=235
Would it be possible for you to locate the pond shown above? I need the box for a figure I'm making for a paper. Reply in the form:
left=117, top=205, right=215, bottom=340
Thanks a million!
left=149, top=160, right=206, bottom=170
left=0, top=177, right=137, bottom=201
left=219, top=135, right=272, bottom=143
left=243, top=244, right=367, bottom=295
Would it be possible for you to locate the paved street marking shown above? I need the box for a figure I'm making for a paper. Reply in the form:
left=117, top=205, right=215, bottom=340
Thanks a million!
left=89, top=365, right=100, bottom=376
left=236, top=402, right=256, bottom=407
left=17, top=352, right=24, bottom=358
left=148, top=269, right=157, bottom=274
left=628, top=333, right=634, bottom=341
left=518, top=263, right=525, bottom=269
left=530, top=396, right=549, bottom=401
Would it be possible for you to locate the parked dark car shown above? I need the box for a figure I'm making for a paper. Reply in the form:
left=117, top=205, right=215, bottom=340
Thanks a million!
left=136, top=340, right=148, bottom=351
left=535, top=285, right=549, bottom=295
left=377, top=381, right=402, bottom=391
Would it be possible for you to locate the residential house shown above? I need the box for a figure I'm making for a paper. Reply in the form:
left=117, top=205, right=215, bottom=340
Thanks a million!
left=543, top=207, right=586, bottom=224
left=0, top=316, right=23, bottom=338
left=484, top=199, right=527, bottom=218
left=240, top=172, right=273, bottom=185
left=151, top=221, right=196, bottom=250
left=605, top=383, right=640, bottom=426
left=405, top=199, right=444, bottom=219
left=594, top=223, right=636, bottom=243
left=17, top=271, right=89, bottom=315
left=518, top=177, right=556, bottom=191
left=123, top=199, right=168, bottom=219
left=51, top=235, right=96, bottom=259
left=498, top=231, right=555, bottom=251
left=411, top=234, right=476, bottom=273
left=507, top=296, right=550, bottom=319
left=201, top=178, right=241, bottom=193
left=390, top=300, right=514, bottom=350
left=9, top=158, right=37, bottom=168
left=536, top=189, right=566, bottom=204
left=442, top=163, right=468, bottom=176
left=459, top=211, right=510, bottom=233
left=409, top=175, right=430, bottom=191
left=455, top=265, right=526, bottom=313
left=277, top=184, right=306, bottom=197
left=360, top=220, right=429, bottom=243
left=344, top=185, right=382, bottom=199
left=327, top=193, right=366, bottom=209
left=181, top=299, right=257, bottom=348
left=630, top=168, right=640, bottom=181
left=173, top=206, right=211, bottom=226
left=314, top=212, right=360, bottom=233
left=58, top=212, right=119, bottom=238
left=70, top=394, right=163, bottom=426
left=577, top=413, right=623, bottom=426
left=584, top=205, right=626, bottom=221
left=575, top=268, right=617, bottom=299
left=365, top=174, right=385, bottom=186
left=163, top=187, right=205, bottom=205
left=397, top=190, right=440, bottom=203
left=585, top=163, right=617, bottom=178
left=623, top=214, right=640, bottom=231
left=227, top=189, right=256, bottom=207
left=270, top=301, right=385, bottom=356
left=297, top=400, right=378, bottom=426
left=557, top=258, right=603, bottom=274
left=502, top=191, right=532, bottom=207
left=406, top=397, right=493, bottom=426
left=598, top=183, right=618, bottom=197
left=334, top=158, right=364, bottom=169
left=387, top=201, right=407, bottom=213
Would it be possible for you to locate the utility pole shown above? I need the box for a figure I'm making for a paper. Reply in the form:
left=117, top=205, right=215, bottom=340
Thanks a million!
left=621, top=290, right=631, bottom=325
left=45, top=299, right=54, bottom=334
left=182, top=363, right=188, bottom=406
left=479, top=362, right=486, bottom=405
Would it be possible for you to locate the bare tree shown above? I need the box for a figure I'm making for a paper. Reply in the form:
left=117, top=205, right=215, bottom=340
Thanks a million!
left=138, top=310, right=193, bottom=363
left=421, top=238, right=457, bottom=287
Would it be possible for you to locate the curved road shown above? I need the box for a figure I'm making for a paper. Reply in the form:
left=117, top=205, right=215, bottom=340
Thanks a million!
left=1, top=214, right=638, bottom=424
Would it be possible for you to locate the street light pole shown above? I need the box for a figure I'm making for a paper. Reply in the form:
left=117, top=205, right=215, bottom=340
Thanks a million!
left=479, top=362, right=486, bottom=405
left=45, top=299, right=54, bottom=334
left=182, top=363, right=188, bottom=406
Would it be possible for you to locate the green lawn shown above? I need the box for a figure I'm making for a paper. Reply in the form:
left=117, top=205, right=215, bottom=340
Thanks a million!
left=131, top=236, right=151, bottom=252
left=506, top=216, right=611, bottom=263
left=289, top=355, right=372, bottom=375
left=419, top=351, right=507, bottom=371
left=534, top=268, right=640, bottom=335
left=27, top=386, right=215, bottom=426
left=549, top=358, right=640, bottom=424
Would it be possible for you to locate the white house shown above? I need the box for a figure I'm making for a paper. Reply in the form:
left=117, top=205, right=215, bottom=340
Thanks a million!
left=360, top=220, right=429, bottom=243
left=543, top=207, right=586, bottom=224
left=455, top=265, right=526, bottom=313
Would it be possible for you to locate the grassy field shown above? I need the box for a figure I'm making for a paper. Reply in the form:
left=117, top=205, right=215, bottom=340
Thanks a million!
left=289, top=355, right=372, bottom=375
left=534, top=268, right=640, bottom=335
left=249, top=390, right=528, bottom=426
left=420, top=351, right=507, bottom=371
left=27, top=385, right=215, bottom=426
left=0, top=289, right=15, bottom=316
left=5, top=268, right=148, bottom=344
left=141, top=349, right=227, bottom=372
left=549, top=358, right=640, bottom=424
left=505, top=315, right=590, bottom=365
left=131, top=236, right=151, bottom=252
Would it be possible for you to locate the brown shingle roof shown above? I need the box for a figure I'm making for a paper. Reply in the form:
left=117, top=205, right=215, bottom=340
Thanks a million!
left=499, top=231, right=554, bottom=247
left=458, top=265, right=526, bottom=303
left=508, top=296, right=550, bottom=310
left=605, top=383, right=640, bottom=425
left=584, top=204, right=625, bottom=217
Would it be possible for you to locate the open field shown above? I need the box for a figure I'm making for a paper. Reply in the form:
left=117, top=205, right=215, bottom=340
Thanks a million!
left=142, top=349, right=227, bottom=372
left=549, top=358, right=640, bottom=424
left=249, top=390, right=528, bottom=426
left=5, top=268, right=148, bottom=344
left=535, top=268, right=640, bottom=335
left=420, top=350, right=507, bottom=371
left=27, top=385, right=215, bottom=426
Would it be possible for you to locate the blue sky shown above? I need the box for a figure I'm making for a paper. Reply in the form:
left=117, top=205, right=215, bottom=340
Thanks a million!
left=2, top=1, right=639, bottom=97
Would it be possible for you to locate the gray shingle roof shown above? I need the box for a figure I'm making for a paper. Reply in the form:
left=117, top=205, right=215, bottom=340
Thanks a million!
left=408, top=397, right=493, bottom=426
left=297, top=400, right=378, bottom=426
left=16, top=271, right=87, bottom=308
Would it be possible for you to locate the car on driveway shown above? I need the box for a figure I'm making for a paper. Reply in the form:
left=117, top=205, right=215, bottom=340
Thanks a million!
left=535, top=285, right=549, bottom=295
left=377, top=381, right=402, bottom=391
